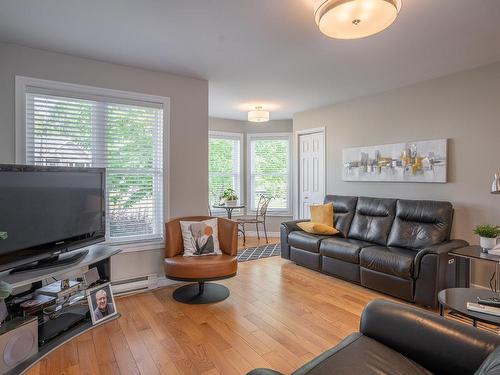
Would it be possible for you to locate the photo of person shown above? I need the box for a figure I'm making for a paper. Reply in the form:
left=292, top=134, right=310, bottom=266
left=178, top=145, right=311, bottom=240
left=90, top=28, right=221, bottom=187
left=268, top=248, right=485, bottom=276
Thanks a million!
left=87, top=284, right=117, bottom=324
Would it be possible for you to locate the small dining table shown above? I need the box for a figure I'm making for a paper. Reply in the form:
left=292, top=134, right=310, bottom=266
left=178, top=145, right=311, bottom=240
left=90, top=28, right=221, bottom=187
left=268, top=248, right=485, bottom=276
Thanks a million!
left=212, top=204, right=245, bottom=219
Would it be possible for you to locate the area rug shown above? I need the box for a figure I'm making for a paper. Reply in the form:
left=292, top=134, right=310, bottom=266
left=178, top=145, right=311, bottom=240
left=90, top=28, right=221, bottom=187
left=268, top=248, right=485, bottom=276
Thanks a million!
left=237, top=243, right=281, bottom=262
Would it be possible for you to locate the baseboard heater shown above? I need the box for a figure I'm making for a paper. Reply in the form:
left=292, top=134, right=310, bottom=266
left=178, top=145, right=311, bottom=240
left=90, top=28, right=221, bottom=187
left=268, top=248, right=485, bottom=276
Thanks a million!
left=111, top=274, right=160, bottom=296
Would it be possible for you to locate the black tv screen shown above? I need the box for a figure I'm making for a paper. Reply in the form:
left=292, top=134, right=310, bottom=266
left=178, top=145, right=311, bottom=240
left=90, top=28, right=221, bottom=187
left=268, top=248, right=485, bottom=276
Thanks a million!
left=0, top=165, right=105, bottom=271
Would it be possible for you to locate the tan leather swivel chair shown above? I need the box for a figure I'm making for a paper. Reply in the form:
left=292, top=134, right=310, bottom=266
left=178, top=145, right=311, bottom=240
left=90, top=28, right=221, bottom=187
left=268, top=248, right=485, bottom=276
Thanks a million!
left=164, top=216, right=238, bottom=304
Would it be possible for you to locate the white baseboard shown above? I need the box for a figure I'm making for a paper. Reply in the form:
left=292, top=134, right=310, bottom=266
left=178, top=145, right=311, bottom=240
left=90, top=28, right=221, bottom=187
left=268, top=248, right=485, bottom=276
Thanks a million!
left=157, top=276, right=177, bottom=287
left=242, top=231, right=280, bottom=238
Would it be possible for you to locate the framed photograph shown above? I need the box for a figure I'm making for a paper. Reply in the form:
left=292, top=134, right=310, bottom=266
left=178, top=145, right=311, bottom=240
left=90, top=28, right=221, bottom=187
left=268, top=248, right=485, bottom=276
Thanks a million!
left=87, top=283, right=117, bottom=325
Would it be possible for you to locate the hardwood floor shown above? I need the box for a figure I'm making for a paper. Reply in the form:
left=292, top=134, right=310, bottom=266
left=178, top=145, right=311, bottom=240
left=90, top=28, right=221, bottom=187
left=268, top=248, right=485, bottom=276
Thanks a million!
left=26, top=237, right=398, bottom=375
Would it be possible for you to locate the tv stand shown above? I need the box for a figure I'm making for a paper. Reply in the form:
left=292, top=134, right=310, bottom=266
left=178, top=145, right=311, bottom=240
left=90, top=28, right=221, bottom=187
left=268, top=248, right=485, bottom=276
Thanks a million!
left=0, top=244, right=121, bottom=375
left=9, top=249, right=90, bottom=274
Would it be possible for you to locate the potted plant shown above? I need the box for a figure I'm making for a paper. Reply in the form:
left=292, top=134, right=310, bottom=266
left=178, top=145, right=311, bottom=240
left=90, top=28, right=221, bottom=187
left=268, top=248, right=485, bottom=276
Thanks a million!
left=0, top=232, right=7, bottom=240
left=473, top=225, right=500, bottom=250
left=220, top=188, right=238, bottom=206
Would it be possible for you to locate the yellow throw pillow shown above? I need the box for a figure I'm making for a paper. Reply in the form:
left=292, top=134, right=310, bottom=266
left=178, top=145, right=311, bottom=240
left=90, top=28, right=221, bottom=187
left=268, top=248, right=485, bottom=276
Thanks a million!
left=298, top=222, right=339, bottom=235
left=310, top=203, right=334, bottom=227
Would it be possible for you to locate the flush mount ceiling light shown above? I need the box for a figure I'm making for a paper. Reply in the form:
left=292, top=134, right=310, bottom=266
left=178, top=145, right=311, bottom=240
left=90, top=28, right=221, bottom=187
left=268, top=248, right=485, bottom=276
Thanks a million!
left=248, top=106, right=270, bottom=123
left=314, top=0, right=402, bottom=39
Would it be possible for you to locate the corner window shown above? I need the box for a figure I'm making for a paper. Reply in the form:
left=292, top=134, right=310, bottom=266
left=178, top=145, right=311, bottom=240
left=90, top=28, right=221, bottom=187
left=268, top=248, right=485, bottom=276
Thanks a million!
left=248, top=133, right=292, bottom=213
left=208, top=131, right=243, bottom=211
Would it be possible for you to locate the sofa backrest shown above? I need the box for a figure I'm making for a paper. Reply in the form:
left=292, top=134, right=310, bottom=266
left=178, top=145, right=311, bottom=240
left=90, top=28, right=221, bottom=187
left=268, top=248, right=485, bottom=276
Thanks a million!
left=387, top=199, right=453, bottom=250
left=348, top=197, right=397, bottom=246
left=324, top=195, right=358, bottom=238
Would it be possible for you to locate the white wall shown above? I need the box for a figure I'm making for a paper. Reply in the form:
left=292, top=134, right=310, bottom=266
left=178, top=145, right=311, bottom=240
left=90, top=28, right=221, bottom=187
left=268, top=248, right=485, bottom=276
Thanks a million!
left=294, top=62, right=500, bottom=287
left=0, top=42, right=209, bottom=281
left=209, top=117, right=293, bottom=232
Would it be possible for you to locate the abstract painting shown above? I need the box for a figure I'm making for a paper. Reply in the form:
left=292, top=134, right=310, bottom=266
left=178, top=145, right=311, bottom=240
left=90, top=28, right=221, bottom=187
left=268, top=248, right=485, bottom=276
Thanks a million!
left=343, top=139, right=447, bottom=183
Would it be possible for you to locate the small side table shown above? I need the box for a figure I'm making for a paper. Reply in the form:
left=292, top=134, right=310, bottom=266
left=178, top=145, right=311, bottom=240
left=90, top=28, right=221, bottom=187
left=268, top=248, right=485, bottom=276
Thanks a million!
left=438, top=288, right=500, bottom=328
left=212, top=204, right=245, bottom=219
left=450, top=245, right=500, bottom=292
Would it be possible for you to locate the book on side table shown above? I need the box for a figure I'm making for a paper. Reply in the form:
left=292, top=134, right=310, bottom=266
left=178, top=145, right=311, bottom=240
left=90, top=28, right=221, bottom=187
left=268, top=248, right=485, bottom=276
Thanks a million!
left=467, top=302, right=500, bottom=317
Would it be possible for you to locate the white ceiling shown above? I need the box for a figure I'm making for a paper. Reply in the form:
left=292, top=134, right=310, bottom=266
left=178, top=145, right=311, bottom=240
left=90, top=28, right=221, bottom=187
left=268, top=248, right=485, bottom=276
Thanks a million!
left=1, top=0, right=500, bottom=120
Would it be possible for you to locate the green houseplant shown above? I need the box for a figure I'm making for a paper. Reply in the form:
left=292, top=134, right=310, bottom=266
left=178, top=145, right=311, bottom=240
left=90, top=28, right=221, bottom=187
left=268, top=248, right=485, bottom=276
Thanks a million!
left=0, top=232, right=7, bottom=241
left=220, top=188, right=238, bottom=206
left=473, top=225, right=500, bottom=250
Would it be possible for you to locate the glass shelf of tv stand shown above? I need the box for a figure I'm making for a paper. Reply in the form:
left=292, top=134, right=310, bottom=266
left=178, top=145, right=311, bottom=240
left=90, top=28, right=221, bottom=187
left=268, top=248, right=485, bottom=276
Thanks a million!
left=0, top=244, right=121, bottom=289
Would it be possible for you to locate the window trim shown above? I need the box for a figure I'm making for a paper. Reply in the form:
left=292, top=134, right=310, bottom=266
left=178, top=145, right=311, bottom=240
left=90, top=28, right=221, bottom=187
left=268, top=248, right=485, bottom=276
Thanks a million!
left=15, top=75, right=171, bottom=245
left=246, top=132, right=293, bottom=215
left=208, top=130, right=244, bottom=214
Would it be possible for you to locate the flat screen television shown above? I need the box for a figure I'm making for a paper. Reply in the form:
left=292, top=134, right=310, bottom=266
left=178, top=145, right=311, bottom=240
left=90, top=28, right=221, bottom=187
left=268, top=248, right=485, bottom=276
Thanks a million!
left=0, top=164, right=106, bottom=272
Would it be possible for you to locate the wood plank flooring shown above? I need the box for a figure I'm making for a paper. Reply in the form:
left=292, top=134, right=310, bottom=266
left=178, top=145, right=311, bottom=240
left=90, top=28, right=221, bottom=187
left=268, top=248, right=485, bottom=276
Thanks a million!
left=26, top=237, right=399, bottom=375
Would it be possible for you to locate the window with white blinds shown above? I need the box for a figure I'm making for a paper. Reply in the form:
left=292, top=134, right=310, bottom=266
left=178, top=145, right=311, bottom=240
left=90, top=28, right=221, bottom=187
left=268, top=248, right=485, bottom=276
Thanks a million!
left=248, top=134, right=292, bottom=213
left=208, top=132, right=242, bottom=211
left=20, top=79, right=165, bottom=244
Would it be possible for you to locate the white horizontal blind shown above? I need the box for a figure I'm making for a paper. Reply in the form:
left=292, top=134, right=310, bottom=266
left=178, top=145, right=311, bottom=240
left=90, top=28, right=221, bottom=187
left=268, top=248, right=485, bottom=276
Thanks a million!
left=249, top=135, right=291, bottom=212
left=208, top=133, right=241, bottom=211
left=25, top=92, right=164, bottom=243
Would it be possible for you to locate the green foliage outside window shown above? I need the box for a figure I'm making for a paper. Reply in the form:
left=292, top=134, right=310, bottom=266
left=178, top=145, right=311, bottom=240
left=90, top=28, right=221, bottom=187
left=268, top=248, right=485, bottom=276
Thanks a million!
left=209, top=137, right=239, bottom=205
left=252, top=139, right=289, bottom=209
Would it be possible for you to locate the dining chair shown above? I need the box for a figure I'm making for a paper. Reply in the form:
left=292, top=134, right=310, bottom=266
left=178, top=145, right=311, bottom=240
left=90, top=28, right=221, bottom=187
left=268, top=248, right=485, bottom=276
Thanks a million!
left=237, top=195, right=271, bottom=246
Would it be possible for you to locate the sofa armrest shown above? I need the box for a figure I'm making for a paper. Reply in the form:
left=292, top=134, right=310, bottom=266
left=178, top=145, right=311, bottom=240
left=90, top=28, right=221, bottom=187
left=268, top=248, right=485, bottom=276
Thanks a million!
left=360, top=300, right=500, bottom=375
left=414, top=239, right=469, bottom=277
left=281, top=220, right=309, bottom=259
left=281, top=220, right=308, bottom=236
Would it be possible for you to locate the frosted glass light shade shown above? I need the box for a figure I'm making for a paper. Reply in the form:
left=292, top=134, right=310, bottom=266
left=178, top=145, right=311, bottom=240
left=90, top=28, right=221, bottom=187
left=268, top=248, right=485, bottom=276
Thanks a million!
left=314, top=0, right=402, bottom=39
left=248, top=107, right=270, bottom=123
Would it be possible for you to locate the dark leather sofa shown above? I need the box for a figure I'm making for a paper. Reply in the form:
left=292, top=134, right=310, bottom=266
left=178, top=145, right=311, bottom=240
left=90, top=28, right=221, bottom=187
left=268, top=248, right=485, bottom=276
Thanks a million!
left=281, top=195, right=468, bottom=307
left=248, top=300, right=500, bottom=375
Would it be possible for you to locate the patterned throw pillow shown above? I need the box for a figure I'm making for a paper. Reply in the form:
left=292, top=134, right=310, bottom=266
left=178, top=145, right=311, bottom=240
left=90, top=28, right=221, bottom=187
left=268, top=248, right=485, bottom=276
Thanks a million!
left=180, top=219, right=221, bottom=257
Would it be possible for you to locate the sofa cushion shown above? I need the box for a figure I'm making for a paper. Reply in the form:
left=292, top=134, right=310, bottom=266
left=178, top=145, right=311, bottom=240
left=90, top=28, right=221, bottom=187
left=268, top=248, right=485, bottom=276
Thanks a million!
left=298, top=222, right=339, bottom=235
left=348, top=197, right=397, bottom=246
left=360, top=246, right=416, bottom=280
left=388, top=199, right=453, bottom=250
left=320, top=237, right=375, bottom=263
left=324, top=195, right=358, bottom=238
left=292, top=333, right=431, bottom=375
left=288, top=231, right=329, bottom=253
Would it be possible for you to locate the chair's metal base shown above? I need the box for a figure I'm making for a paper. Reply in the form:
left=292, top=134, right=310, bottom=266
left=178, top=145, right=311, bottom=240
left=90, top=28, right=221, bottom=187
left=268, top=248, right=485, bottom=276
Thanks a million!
left=173, top=282, right=230, bottom=304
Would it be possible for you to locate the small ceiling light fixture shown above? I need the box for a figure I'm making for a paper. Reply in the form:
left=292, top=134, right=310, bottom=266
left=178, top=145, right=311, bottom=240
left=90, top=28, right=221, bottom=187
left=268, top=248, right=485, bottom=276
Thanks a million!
left=248, top=106, right=270, bottom=123
left=314, top=0, right=402, bottom=40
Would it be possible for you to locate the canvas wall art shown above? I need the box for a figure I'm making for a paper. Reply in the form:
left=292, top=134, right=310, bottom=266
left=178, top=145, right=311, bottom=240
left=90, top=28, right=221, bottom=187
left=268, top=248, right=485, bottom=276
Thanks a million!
left=343, top=139, right=447, bottom=183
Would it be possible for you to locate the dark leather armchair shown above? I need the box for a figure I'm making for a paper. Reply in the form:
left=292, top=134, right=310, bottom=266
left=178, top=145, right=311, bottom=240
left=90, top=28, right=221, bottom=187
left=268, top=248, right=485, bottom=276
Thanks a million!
left=248, top=299, right=500, bottom=375
left=164, top=216, right=238, bottom=304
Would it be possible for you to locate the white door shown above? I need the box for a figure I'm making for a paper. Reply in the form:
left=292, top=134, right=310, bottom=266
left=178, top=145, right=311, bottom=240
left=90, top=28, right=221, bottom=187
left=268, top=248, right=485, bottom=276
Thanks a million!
left=299, top=131, right=325, bottom=219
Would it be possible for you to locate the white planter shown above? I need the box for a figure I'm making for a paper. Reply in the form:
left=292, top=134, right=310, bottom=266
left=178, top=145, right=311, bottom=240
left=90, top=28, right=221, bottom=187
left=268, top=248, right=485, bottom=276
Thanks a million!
left=225, top=200, right=238, bottom=206
left=480, top=236, right=497, bottom=250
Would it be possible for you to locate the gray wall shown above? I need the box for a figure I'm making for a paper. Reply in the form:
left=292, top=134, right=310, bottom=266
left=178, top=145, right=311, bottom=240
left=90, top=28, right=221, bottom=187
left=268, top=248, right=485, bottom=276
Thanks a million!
left=294, top=62, right=500, bottom=287
left=209, top=117, right=293, bottom=232
left=0, top=42, right=209, bottom=281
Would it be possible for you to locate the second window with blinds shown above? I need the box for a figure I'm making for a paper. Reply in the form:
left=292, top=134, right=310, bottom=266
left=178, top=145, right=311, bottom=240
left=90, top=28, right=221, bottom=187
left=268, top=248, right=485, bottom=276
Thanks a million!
left=247, top=133, right=292, bottom=214
left=208, top=132, right=243, bottom=212
left=18, top=77, right=167, bottom=244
